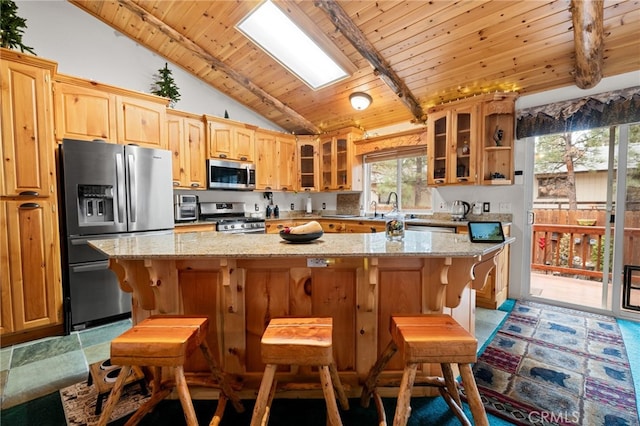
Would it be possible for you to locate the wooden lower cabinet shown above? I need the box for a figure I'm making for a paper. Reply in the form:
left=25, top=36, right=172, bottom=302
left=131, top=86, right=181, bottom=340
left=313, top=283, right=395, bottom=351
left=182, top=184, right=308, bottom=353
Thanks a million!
left=136, top=255, right=475, bottom=397
left=345, top=221, right=385, bottom=233
left=173, top=223, right=216, bottom=234
left=0, top=199, right=63, bottom=340
left=458, top=224, right=510, bottom=309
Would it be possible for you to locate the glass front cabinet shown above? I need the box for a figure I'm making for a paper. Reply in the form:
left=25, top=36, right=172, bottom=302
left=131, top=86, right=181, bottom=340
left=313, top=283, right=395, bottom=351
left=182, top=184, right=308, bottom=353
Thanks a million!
left=319, top=128, right=363, bottom=191
left=427, top=93, right=516, bottom=187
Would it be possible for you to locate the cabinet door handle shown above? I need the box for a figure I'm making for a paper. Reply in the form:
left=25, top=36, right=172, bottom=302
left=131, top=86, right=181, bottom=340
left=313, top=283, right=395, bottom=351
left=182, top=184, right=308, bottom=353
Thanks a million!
left=239, top=156, right=247, bottom=161
left=19, top=191, right=39, bottom=197
left=219, top=153, right=227, bottom=159
left=280, top=186, right=288, bottom=191
left=19, top=202, right=40, bottom=209
left=190, top=183, right=200, bottom=187
left=173, top=181, right=180, bottom=186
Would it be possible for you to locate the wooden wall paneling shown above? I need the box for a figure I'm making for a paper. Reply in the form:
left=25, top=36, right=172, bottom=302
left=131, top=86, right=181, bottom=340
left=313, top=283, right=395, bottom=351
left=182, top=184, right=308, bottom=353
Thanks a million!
left=179, top=270, right=221, bottom=373
left=244, top=268, right=291, bottom=372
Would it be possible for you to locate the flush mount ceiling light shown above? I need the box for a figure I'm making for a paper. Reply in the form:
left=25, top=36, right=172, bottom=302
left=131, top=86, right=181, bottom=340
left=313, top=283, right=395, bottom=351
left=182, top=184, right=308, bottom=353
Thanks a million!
left=349, top=92, right=372, bottom=110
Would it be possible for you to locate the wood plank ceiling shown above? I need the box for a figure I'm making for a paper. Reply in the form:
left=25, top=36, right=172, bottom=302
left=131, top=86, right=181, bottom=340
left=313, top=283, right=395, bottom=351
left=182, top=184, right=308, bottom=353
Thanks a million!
left=70, top=0, right=639, bottom=135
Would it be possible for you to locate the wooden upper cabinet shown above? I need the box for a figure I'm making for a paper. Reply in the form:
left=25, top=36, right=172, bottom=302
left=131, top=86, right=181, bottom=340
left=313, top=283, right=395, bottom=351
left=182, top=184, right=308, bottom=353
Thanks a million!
left=320, top=128, right=363, bottom=191
left=116, top=96, right=166, bottom=149
left=167, top=110, right=206, bottom=189
left=276, top=134, right=297, bottom=192
left=427, top=92, right=515, bottom=187
left=255, top=130, right=297, bottom=191
left=53, top=74, right=169, bottom=149
left=480, top=93, right=517, bottom=185
left=297, top=135, right=319, bottom=192
left=427, top=104, right=480, bottom=186
left=53, top=81, right=117, bottom=142
left=0, top=49, right=57, bottom=197
left=205, top=116, right=256, bottom=162
left=255, top=130, right=276, bottom=190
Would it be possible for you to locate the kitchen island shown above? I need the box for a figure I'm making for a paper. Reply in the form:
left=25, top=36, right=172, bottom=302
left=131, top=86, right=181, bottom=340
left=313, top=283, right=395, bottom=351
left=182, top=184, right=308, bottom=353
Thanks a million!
left=90, top=230, right=511, bottom=399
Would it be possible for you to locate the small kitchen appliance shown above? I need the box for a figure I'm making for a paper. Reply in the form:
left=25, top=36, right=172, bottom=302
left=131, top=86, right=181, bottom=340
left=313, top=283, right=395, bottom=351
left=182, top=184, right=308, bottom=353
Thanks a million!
left=451, top=200, right=471, bottom=221
left=174, top=194, right=198, bottom=222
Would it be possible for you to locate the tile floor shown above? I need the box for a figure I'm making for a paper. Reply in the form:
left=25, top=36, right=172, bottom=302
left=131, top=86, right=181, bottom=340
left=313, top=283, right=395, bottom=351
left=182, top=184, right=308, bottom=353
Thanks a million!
left=0, top=307, right=508, bottom=411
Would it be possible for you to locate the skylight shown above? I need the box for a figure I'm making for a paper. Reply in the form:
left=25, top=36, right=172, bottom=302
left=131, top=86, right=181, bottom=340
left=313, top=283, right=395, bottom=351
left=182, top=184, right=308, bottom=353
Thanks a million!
left=237, top=0, right=349, bottom=90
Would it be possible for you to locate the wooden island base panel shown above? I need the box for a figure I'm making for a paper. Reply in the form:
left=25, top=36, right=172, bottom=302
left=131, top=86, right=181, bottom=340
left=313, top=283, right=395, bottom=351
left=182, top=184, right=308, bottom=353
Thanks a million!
left=91, top=231, right=511, bottom=400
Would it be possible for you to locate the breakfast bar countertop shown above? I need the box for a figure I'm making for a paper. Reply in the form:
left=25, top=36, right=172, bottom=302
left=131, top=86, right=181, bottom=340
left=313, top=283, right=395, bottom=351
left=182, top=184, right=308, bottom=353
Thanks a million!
left=89, top=230, right=513, bottom=259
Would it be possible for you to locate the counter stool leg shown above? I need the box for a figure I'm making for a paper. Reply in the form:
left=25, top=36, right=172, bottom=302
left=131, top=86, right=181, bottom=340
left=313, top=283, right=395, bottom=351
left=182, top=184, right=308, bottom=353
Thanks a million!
left=96, top=365, right=131, bottom=426
left=360, top=340, right=398, bottom=408
left=250, top=364, right=277, bottom=426
left=440, top=363, right=462, bottom=406
left=459, top=364, right=488, bottom=426
left=175, top=365, right=198, bottom=426
left=328, top=362, right=349, bottom=410
left=393, top=362, right=418, bottom=426
left=319, top=365, right=342, bottom=426
left=199, top=340, right=244, bottom=413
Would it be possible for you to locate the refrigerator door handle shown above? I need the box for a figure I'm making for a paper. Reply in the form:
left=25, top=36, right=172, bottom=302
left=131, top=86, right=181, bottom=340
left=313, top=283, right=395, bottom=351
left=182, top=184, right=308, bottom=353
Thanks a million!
left=115, top=153, right=126, bottom=224
left=128, top=153, right=136, bottom=222
left=246, top=165, right=251, bottom=188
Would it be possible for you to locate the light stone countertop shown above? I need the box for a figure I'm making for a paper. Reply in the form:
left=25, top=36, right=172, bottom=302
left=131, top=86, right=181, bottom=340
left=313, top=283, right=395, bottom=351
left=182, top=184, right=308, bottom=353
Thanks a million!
left=89, top=230, right=513, bottom=260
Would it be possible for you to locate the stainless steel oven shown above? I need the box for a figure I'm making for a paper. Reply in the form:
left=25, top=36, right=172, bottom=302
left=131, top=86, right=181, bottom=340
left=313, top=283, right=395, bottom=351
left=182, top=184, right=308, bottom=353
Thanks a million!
left=200, top=202, right=265, bottom=234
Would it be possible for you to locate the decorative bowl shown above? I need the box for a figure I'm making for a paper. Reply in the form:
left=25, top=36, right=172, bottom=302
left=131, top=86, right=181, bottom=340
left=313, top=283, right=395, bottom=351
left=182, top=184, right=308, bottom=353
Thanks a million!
left=577, top=219, right=596, bottom=226
left=279, top=230, right=323, bottom=243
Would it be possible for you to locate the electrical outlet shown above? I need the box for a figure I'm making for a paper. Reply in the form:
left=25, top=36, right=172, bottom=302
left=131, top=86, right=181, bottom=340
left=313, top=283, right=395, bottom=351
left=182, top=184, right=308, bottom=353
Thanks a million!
left=290, top=203, right=295, bottom=210
left=254, top=203, right=259, bottom=211
left=322, top=203, right=326, bottom=210
left=483, top=202, right=490, bottom=213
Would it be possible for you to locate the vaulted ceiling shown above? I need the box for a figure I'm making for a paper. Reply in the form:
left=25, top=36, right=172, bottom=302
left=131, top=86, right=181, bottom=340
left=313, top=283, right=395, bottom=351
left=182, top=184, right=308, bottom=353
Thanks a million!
left=70, top=0, right=639, bottom=135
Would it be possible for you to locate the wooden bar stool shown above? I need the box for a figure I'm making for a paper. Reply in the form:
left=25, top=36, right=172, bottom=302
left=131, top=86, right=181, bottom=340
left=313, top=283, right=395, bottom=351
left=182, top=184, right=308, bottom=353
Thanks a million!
left=97, top=316, right=244, bottom=426
left=250, top=317, right=349, bottom=426
left=360, top=314, right=488, bottom=426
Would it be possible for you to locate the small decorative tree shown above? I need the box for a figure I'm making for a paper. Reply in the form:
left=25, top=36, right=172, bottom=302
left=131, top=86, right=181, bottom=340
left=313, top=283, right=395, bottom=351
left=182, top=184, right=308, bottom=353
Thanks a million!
left=0, top=0, right=36, bottom=54
left=150, top=62, right=180, bottom=107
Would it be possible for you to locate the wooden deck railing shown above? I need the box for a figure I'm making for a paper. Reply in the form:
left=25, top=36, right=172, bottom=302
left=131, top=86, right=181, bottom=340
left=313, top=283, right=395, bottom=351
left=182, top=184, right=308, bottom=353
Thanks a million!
left=531, top=224, right=640, bottom=280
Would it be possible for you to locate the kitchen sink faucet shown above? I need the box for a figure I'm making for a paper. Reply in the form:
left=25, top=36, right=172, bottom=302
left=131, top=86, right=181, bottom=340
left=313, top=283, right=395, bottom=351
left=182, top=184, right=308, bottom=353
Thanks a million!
left=386, top=192, right=399, bottom=209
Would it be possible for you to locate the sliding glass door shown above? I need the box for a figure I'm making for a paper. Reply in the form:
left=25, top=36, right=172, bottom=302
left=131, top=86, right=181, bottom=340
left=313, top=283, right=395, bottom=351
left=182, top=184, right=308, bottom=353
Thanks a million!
left=527, top=123, right=639, bottom=314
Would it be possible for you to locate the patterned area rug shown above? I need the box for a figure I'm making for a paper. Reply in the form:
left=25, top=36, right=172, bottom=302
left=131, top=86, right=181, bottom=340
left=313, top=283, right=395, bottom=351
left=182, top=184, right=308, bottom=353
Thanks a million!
left=472, top=300, right=639, bottom=426
left=60, top=375, right=149, bottom=425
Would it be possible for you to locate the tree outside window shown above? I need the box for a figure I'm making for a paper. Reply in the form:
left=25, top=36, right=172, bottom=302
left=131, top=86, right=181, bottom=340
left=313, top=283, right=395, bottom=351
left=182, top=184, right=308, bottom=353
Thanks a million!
left=366, top=154, right=431, bottom=214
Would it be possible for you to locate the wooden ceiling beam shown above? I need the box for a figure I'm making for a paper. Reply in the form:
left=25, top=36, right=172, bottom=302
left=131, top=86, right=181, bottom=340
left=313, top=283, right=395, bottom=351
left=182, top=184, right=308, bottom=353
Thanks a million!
left=314, top=0, right=426, bottom=123
left=104, top=0, right=321, bottom=134
left=571, top=0, right=604, bottom=89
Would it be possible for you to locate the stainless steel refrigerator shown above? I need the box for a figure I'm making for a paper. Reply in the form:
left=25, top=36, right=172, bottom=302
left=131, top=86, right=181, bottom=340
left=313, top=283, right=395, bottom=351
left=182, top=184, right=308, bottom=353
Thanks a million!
left=59, top=139, right=174, bottom=331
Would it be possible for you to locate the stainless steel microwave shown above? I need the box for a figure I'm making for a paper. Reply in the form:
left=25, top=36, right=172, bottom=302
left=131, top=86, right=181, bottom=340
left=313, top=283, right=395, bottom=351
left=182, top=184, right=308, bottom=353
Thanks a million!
left=207, top=159, right=256, bottom=190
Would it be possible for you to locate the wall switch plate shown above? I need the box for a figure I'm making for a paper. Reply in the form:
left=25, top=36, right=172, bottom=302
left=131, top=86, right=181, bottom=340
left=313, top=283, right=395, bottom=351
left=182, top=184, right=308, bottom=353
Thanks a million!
left=499, top=202, right=512, bottom=212
left=483, top=202, right=490, bottom=213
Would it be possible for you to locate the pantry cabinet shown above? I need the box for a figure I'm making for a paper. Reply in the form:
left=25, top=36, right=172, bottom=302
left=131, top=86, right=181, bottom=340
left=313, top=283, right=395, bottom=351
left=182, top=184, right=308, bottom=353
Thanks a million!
left=320, top=128, right=363, bottom=191
left=255, top=130, right=297, bottom=191
left=53, top=74, right=168, bottom=149
left=205, top=116, right=256, bottom=162
left=426, top=92, right=516, bottom=187
left=0, top=49, right=62, bottom=341
left=167, top=110, right=206, bottom=189
left=1, top=200, right=62, bottom=335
